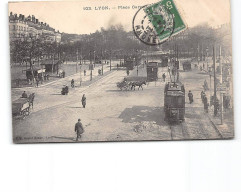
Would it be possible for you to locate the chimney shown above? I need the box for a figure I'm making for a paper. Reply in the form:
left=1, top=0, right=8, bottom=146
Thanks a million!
left=22, top=15, right=25, bottom=20
left=10, top=12, right=13, bottom=16
left=36, top=19, right=39, bottom=23
left=41, top=22, right=43, bottom=25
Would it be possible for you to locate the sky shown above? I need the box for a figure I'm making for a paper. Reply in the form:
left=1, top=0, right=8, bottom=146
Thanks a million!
left=8, top=0, right=231, bottom=34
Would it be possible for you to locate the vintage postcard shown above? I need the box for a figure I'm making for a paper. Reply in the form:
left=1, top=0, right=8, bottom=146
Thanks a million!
left=9, top=0, right=234, bottom=143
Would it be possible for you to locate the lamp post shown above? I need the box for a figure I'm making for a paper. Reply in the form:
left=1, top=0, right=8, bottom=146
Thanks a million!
left=208, top=66, right=212, bottom=105
left=213, top=44, right=218, bottom=117
left=89, top=50, right=92, bottom=81
left=136, top=49, right=139, bottom=76
left=110, top=50, right=112, bottom=71
left=76, top=48, right=78, bottom=73
left=93, top=50, right=96, bottom=68
left=219, top=45, right=223, bottom=124
left=101, top=49, right=103, bottom=75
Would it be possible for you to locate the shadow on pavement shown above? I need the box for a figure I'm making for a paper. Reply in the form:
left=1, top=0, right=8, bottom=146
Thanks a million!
left=68, top=106, right=83, bottom=109
left=119, top=106, right=165, bottom=126
left=106, top=89, right=128, bottom=92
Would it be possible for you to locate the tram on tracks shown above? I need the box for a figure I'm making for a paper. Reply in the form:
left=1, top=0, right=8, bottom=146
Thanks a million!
left=164, top=82, right=185, bottom=123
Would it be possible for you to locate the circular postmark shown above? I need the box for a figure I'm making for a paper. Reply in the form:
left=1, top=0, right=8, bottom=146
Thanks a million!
left=132, top=4, right=175, bottom=45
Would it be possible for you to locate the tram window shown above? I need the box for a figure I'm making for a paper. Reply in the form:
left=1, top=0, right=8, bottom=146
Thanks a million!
left=177, top=97, right=183, bottom=106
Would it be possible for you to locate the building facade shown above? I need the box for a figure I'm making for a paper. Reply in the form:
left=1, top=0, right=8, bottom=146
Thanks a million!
left=9, top=12, right=61, bottom=43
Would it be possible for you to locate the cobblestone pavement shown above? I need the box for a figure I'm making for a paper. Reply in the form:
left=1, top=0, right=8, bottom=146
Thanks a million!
left=11, top=61, right=234, bottom=143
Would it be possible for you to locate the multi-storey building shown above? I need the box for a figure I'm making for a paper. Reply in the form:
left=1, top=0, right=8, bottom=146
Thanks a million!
left=9, top=12, right=61, bottom=43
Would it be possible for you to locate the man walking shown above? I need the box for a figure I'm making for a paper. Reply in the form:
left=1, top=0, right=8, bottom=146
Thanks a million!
left=201, top=91, right=205, bottom=103
left=188, top=90, right=194, bottom=104
left=162, top=73, right=166, bottom=82
left=36, top=77, right=39, bottom=88
left=203, top=94, right=209, bottom=113
left=81, top=94, right=86, bottom=108
left=71, top=79, right=75, bottom=88
left=75, top=119, right=84, bottom=141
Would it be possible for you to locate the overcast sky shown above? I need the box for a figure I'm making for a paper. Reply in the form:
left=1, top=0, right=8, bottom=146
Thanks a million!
left=9, top=0, right=231, bottom=34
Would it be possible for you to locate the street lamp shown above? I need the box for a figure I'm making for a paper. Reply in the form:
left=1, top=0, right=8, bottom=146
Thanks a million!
left=136, top=49, right=139, bottom=76
left=89, top=50, right=92, bottom=81
left=93, top=50, right=96, bottom=68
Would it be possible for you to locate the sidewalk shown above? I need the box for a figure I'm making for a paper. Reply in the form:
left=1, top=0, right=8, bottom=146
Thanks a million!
left=207, top=111, right=234, bottom=139
left=12, top=62, right=113, bottom=90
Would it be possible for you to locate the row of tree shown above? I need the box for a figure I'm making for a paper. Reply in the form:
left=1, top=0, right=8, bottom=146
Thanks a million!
left=10, top=23, right=232, bottom=70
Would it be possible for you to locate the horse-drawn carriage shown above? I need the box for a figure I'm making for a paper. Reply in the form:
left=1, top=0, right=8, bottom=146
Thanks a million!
left=117, top=76, right=147, bottom=91
left=12, top=93, right=35, bottom=119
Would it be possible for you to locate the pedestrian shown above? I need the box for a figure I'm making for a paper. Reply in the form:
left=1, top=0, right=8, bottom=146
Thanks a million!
left=21, top=91, right=28, bottom=98
left=84, top=70, right=86, bottom=76
left=81, top=94, right=86, bottom=108
left=36, top=77, right=39, bottom=88
left=127, top=70, right=130, bottom=76
left=162, top=73, right=166, bottom=82
left=75, top=119, right=84, bottom=141
left=71, top=79, right=75, bottom=88
left=203, top=79, right=209, bottom=91
left=62, top=71, right=65, bottom=78
left=201, top=91, right=205, bottom=103
left=203, top=95, right=209, bottom=113
left=188, top=90, right=194, bottom=104
left=47, top=74, right=49, bottom=80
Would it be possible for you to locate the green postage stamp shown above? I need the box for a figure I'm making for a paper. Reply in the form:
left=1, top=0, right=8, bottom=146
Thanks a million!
left=133, top=0, right=187, bottom=45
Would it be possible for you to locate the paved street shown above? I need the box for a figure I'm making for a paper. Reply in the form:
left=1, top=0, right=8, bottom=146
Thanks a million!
left=12, top=62, right=234, bottom=143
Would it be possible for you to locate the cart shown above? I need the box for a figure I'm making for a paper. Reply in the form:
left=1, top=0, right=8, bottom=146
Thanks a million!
left=12, top=98, right=30, bottom=119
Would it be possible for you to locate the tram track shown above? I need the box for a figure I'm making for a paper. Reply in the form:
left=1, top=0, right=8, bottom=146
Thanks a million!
left=169, top=107, right=223, bottom=140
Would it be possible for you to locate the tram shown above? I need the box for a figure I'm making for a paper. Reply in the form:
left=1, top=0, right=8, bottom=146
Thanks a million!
left=164, top=82, right=185, bottom=123
left=147, top=62, right=158, bottom=82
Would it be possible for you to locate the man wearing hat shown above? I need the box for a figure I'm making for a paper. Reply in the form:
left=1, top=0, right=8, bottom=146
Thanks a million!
left=75, top=119, right=84, bottom=141
left=188, top=90, right=194, bottom=104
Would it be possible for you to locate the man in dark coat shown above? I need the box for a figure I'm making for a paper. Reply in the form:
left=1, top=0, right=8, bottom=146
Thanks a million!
left=188, top=90, right=194, bottom=104
left=21, top=91, right=28, bottom=98
left=203, top=95, right=209, bottom=113
left=81, top=94, right=86, bottom=108
left=162, top=73, right=166, bottom=82
left=36, top=77, right=39, bottom=87
left=71, top=79, right=75, bottom=88
left=201, top=91, right=205, bottom=103
left=75, top=119, right=84, bottom=141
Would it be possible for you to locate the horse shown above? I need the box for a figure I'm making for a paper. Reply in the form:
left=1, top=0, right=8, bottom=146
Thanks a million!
left=131, top=81, right=146, bottom=91
left=28, top=93, right=35, bottom=109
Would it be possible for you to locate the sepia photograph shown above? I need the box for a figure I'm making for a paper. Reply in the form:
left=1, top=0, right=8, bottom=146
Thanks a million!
left=9, top=0, right=234, bottom=143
